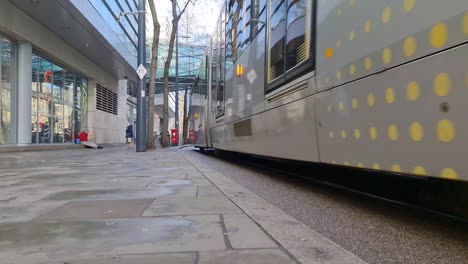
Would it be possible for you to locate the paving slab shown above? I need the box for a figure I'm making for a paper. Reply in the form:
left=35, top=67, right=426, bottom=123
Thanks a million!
left=146, top=178, right=211, bottom=188
left=44, top=186, right=197, bottom=201
left=197, top=185, right=224, bottom=197
left=36, top=199, right=153, bottom=220
left=44, top=252, right=195, bottom=264
left=198, top=249, right=296, bottom=264
left=0, top=216, right=224, bottom=264
left=143, top=197, right=242, bottom=216
left=183, top=154, right=366, bottom=264
left=223, top=214, right=278, bottom=249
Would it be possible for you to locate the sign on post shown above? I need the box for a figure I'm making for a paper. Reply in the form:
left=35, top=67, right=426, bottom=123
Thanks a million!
left=137, top=64, right=147, bottom=80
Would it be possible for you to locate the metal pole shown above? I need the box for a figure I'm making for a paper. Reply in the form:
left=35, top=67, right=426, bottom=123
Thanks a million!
left=136, top=0, right=146, bottom=152
left=175, top=28, right=179, bottom=146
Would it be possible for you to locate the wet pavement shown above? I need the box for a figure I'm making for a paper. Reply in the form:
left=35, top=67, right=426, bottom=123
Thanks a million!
left=0, top=147, right=364, bottom=264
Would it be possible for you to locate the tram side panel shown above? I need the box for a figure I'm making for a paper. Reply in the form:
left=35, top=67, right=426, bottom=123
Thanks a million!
left=315, top=0, right=468, bottom=92
left=314, top=0, right=468, bottom=181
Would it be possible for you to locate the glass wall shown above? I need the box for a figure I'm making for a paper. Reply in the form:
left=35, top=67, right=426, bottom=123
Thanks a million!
left=0, top=34, right=16, bottom=145
left=88, top=0, right=138, bottom=57
left=31, top=53, right=87, bottom=144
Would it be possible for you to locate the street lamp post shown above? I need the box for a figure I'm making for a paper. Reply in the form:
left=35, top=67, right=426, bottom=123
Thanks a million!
left=175, top=31, right=179, bottom=146
left=136, top=0, right=146, bottom=152
left=116, top=3, right=146, bottom=152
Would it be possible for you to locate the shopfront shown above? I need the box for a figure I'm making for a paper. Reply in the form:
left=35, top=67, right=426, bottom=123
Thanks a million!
left=31, top=53, right=87, bottom=144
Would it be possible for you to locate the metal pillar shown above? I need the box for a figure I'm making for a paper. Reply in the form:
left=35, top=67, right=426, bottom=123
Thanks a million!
left=17, top=41, right=32, bottom=144
left=175, top=30, right=179, bottom=146
left=136, top=0, right=146, bottom=152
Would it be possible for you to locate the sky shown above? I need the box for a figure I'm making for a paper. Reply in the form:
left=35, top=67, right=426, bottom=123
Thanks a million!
left=147, top=0, right=222, bottom=42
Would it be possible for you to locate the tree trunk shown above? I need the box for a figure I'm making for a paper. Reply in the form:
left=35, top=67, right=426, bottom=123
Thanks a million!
left=162, top=22, right=177, bottom=147
left=146, top=0, right=160, bottom=149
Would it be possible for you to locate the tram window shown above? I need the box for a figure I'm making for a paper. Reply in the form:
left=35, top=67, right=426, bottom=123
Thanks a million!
left=218, top=8, right=226, bottom=118
left=267, top=0, right=315, bottom=90
left=286, top=0, right=310, bottom=71
left=268, top=0, right=287, bottom=82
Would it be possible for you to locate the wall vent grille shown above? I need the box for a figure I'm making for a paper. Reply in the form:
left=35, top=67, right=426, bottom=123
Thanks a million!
left=96, top=84, right=118, bottom=115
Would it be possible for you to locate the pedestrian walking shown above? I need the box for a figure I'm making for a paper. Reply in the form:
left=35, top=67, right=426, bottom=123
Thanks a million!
left=126, top=124, right=134, bottom=148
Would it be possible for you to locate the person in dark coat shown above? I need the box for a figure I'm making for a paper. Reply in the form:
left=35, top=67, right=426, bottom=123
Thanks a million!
left=126, top=124, right=134, bottom=147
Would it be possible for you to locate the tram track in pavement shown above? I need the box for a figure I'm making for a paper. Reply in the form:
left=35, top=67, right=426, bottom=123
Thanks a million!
left=202, top=149, right=468, bottom=223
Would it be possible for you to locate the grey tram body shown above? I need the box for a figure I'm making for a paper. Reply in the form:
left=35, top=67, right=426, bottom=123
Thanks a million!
left=189, top=0, right=468, bottom=182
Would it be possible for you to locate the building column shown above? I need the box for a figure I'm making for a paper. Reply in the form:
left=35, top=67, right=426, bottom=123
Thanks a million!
left=17, top=41, right=32, bottom=144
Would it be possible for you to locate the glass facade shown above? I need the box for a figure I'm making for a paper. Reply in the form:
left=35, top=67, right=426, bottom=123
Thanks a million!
left=88, top=0, right=138, bottom=57
left=31, top=53, right=87, bottom=144
left=0, top=34, right=16, bottom=145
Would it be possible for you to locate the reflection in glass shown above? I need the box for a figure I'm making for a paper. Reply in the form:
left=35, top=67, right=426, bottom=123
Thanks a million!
left=1, top=35, right=16, bottom=145
left=31, top=53, right=86, bottom=144
left=286, top=0, right=309, bottom=71
left=38, top=57, right=53, bottom=143
left=64, top=71, right=74, bottom=142
left=52, top=64, right=64, bottom=143
left=268, top=0, right=287, bottom=81
left=74, top=76, right=88, bottom=139
left=31, top=54, right=39, bottom=143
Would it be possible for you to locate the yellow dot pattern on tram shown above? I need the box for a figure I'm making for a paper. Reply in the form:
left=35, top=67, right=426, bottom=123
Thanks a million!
left=381, top=7, right=392, bottom=24
left=369, top=127, right=377, bottom=140
left=464, top=12, right=468, bottom=35
left=352, top=98, right=358, bottom=109
left=392, top=164, right=402, bottom=173
left=364, top=20, right=372, bottom=33
left=367, top=93, right=375, bottom=107
left=465, top=72, right=468, bottom=88
left=404, top=0, right=415, bottom=13
left=336, top=71, right=342, bottom=80
left=430, top=23, right=448, bottom=49
left=413, top=166, right=427, bottom=176
left=385, top=88, right=395, bottom=104
left=354, top=129, right=361, bottom=140
left=388, top=124, right=399, bottom=141
left=403, top=36, right=417, bottom=57
left=364, top=57, right=373, bottom=71
left=349, top=64, right=356, bottom=76
left=433, top=73, right=451, bottom=97
left=406, top=82, right=420, bottom=101
left=382, top=48, right=392, bottom=65
left=410, top=122, right=424, bottom=142
left=437, top=119, right=455, bottom=143
left=337, top=8, right=342, bottom=17
left=441, top=168, right=459, bottom=180
left=324, top=3, right=467, bottom=179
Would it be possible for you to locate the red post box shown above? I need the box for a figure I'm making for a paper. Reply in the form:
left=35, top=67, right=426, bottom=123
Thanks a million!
left=171, top=129, right=178, bottom=145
